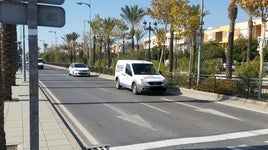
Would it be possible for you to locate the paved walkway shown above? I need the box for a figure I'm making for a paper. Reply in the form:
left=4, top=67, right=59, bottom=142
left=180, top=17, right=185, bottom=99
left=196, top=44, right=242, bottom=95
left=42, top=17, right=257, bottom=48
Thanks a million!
left=5, top=72, right=81, bottom=150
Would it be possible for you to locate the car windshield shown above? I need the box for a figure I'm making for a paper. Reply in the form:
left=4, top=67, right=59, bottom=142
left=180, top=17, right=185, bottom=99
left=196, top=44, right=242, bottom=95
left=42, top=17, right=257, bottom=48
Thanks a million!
left=132, top=63, right=159, bottom=75
left=38, top=59, right=43, bottom=63
left=74, top=63, right=87, bottom=68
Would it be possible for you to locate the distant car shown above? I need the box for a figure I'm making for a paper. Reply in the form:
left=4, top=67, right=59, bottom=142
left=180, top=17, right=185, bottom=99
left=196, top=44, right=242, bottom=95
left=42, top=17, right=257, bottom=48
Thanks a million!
left=68, top=63, right=90, bottom=77
left=38, top=58, right=44, bottom=69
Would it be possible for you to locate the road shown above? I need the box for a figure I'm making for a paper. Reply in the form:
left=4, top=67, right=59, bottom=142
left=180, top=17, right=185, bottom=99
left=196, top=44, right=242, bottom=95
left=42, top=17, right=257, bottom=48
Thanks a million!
left=38, top=65, right=268, bottom=150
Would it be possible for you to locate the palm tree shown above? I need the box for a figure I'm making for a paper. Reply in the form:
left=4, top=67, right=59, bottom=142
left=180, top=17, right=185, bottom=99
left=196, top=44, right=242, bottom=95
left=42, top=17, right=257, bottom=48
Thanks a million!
left=155, top=27, right=166, bottom=69
left=187, top=4, right=210, bottom=73
left=135, top=29, right=146, bottom=51
left=62, top=32, right=80, bottom=63
left=103, top=17, right=117, bottom=67
left=115, top=19, right=128, bottom=55
left=226, top=0, right=238, bottom=79
left=236, top=0, right=259, bottom=63
left=120, top=5, right=145, bottom=51
left=90, top=15, right=103, bottom=65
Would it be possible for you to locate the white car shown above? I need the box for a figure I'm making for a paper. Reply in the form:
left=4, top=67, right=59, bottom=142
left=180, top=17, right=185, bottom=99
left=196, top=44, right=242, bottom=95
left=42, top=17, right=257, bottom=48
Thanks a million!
left=68, top=63, right=90, bottom=77
left=38, top=58, right=44, bottom=69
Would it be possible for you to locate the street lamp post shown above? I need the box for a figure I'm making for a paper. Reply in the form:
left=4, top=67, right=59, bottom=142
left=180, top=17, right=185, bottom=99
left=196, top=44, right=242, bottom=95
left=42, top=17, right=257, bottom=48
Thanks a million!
left=48, top=30, right=57, bottom=48
left=77, top=1, right=92, bottom=65
left=143, top=21, right=157, bottom=61
left=197, top=0, right=204, bottom=85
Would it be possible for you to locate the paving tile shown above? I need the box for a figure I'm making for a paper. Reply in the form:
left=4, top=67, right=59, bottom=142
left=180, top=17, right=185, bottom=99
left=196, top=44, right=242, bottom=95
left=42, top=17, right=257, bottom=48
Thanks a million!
left=5, top=72, right=81, bottom=149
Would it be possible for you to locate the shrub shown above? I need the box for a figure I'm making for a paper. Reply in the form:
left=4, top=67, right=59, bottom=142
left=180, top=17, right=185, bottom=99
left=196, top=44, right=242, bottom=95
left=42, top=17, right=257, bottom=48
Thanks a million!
left=235, top=60, right=259, bottom=78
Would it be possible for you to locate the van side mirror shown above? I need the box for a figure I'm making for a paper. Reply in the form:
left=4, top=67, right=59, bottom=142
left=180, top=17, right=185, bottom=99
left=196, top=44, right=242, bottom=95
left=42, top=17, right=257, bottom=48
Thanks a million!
left=127, top=70, right=132, bottom=76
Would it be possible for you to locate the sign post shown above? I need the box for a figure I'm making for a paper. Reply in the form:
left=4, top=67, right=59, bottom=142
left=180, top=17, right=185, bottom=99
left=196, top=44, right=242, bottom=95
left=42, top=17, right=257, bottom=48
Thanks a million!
left=0, top=1, right=65, bottom=149
left=28, top=0, right=39, bottom=149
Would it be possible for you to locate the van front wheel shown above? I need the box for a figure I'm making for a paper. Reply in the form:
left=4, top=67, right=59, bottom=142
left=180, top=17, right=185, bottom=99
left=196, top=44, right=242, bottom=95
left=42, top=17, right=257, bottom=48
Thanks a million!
left=132, top=83, right=138, bottom=95
left=116, top=79, right=121, bottom=89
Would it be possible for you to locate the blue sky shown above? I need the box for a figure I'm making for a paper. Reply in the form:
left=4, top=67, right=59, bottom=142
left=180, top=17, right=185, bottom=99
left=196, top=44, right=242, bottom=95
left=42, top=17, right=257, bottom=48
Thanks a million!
left=17, top=0, right=249, bottom=52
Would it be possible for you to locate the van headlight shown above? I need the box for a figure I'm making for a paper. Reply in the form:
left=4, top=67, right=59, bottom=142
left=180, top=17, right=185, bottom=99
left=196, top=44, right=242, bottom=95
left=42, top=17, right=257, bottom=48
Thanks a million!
left=141, top=79, right=149, bottom=86
left=163, top=79, right=167, bottom=85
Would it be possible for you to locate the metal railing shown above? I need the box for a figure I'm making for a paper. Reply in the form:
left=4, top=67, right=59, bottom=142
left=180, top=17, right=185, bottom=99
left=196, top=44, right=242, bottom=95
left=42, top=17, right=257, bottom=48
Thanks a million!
left=162, top=72, right=268, bottom=101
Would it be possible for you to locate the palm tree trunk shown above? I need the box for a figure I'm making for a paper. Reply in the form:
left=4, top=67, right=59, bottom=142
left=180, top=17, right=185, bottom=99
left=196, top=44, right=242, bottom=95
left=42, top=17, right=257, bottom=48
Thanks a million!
left=226, top=0, right=237, bottom=79
left=11, top=25, right=17, bottom=86
left=0, top=24, right=6, bottom=150
left=247, top=16, right=253, bottom=63
left=0, top=24, right=14, bottom=101
left=107, top=37, right=111, bottom=68
left=169, top=27, right=174, bottom=84
left=93, top=35, right=96, bottom=65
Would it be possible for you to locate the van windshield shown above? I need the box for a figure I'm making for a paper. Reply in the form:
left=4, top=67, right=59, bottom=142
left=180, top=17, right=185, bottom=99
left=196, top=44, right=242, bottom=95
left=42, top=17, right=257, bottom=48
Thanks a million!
left=132, top=63, right=159, bottom=75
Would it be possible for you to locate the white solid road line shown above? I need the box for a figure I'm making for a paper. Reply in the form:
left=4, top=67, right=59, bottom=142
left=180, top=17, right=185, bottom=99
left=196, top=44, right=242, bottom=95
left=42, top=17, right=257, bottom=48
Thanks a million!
left=227, top=144, right=248, bottom=150
left=111, top=128, right=268, bottom=150
left=39, top=81, right=100, bottom=146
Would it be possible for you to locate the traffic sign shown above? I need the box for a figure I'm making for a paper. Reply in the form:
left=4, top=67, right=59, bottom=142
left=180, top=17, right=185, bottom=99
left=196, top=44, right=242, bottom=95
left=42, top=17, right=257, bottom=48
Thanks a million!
left=0, top=2, right=65, bottom=27
left=23, top=0, right=65, bottom=5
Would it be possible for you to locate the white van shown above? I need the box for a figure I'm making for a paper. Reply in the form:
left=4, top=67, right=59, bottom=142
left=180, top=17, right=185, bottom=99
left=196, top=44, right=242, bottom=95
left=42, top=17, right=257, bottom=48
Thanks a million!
left=114, top=60, right=167, bottom=94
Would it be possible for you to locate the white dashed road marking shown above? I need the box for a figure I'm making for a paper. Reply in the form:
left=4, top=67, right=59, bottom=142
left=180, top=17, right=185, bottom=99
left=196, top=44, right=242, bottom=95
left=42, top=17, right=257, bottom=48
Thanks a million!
left=139, top=102, right=170, bottom=114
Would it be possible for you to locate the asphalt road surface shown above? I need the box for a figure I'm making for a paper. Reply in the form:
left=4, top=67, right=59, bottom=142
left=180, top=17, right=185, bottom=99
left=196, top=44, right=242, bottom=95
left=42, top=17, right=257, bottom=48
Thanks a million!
left=38, top=65, right=268, bottom=150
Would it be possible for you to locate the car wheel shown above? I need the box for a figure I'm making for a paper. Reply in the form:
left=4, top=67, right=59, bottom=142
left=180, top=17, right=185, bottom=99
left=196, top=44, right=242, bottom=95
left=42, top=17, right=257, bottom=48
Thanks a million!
left=132, top=83, right=138, bottom=95
left=116, top=79, right=121, bottom=89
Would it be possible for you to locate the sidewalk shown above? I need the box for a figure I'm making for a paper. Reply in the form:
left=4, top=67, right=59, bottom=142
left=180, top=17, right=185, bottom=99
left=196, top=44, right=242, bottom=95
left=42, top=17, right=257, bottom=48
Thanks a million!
left=5, top=72, right=81, bottom=150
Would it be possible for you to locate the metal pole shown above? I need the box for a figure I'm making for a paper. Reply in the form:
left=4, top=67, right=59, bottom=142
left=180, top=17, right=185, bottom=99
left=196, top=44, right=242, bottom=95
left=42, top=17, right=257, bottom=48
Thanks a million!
left=22, top=25, right=26, bottom=82
left=89, top=0, right=92, bottom=66
left=197, top=0, right=204, bottom=85
left=148, top=22, right=151, bottom=61
left=28, top=0, right=39, bottom=149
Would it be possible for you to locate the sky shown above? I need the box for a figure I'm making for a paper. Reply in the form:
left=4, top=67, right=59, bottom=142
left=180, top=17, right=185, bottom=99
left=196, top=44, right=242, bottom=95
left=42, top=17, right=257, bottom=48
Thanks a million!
left=17, top=0, right=249, bottom=52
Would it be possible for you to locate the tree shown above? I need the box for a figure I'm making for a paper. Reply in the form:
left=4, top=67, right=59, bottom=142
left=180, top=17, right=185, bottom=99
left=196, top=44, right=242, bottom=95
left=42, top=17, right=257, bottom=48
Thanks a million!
left=120, top=5, right=145, bottom=51
left=113, top=19, right=128, bottom=55
left=149, top=0, right=190, bottom=83
left=226, top=0, right=238, bottom=79
left=62, top=32, right=80, bottom=63
left=103, top=17, right=117, bottom=67
left=155, top=27, right=166, bottom=69
left=201, top=41, right=226, bottom=61
left=134, top=29, right=146, bottom=51
left=236, top=0, right=259, bottom=63
left=90, top=14, right=103, bottom=65
left=185, top=3, right=209, bottom=80
left=233, top=36, right=258, bottom=62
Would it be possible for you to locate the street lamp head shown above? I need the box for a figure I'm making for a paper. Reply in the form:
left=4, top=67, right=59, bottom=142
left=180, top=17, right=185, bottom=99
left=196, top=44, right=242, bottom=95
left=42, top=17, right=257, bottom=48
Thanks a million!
left=143, top=21, right=147, bottom=29
left=76, top=2, right=90, bottom=7
left=153, top=22, right=157, bottom=27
